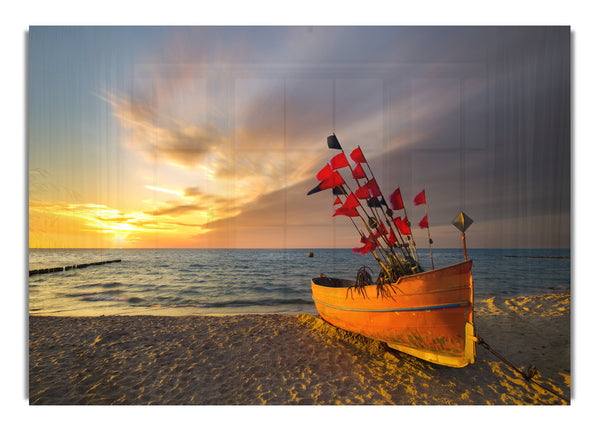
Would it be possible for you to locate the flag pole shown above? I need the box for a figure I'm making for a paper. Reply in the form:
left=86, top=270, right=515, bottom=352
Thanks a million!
left=336, top=186, right=399, bottom=279
left=323, top=134, right=411, bottom=280
left=330, top=137, right=406, bottom=263
left=328, top=135, right=407, bottom=278
left=349, top=217, right=397, bottom=279
left=423, top=198, right=435, bottom=270
left=354, top=182, right=408, bottom=267
left=345, top=189, right=407, bottom=278
left=397, top=186, right=420, bottom=263
left=356, top=146, right=417, bottom=265
left=336, top=147, right=409, bottom=276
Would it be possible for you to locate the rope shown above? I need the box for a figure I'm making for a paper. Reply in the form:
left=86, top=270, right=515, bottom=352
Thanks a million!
left=476, top=336, right=569, bottom=404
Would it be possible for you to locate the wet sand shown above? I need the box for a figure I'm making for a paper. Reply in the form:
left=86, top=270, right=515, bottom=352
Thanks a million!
left=29, top=293, right=570, bottom=405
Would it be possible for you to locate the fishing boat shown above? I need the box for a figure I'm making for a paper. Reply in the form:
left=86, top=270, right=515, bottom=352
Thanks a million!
left=307, top=134, right=477, bottom=367
left=311, top=260, right=476, bottom=368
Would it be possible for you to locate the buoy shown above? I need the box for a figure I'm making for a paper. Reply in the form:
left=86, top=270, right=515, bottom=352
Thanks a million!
left=308, top=252, right=314, bottom=258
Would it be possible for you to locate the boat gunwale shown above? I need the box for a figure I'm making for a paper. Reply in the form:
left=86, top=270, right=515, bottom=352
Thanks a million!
left=311, top=259, right=473, bottom=289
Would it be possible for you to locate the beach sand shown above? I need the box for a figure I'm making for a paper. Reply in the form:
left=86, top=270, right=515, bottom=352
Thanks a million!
left=29, top=293, right=570, bottom=405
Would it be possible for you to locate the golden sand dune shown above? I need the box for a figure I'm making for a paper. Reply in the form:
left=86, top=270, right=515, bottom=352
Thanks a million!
left=29, top=293, right=570, bottom=405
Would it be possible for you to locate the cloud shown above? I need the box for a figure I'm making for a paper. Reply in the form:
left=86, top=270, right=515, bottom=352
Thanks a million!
left=183, top=187, right=203, bottom=197
left=101, top=92, right=228, bottom=169
left=147, top=204, right=206, bottom=217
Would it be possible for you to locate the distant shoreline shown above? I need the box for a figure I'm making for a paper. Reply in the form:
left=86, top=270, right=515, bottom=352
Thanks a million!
left=504, top=255, right=570, bottom=259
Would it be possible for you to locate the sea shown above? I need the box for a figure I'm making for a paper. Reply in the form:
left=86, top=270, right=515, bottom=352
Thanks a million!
left=28, top=248, right=571, bottom=317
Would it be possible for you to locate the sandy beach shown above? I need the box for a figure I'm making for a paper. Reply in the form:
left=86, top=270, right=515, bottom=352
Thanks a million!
left=29, top=293, right=570, bottom=405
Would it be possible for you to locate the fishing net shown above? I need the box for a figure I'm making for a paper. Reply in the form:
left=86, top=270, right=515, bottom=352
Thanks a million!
left=346, top=266, right=373, bottom=299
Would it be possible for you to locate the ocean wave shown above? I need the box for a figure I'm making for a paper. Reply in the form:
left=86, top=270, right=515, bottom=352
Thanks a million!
left=127, top=297, right=145, bottom=304
left=80, top=295, right=126, bottom=302
left=73, top=282, right=125, bottom=289
left=65, top=290, right=124, bottom=297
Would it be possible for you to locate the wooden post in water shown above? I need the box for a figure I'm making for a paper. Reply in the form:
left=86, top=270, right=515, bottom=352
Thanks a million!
left=29, top=259, right=122, bottom=276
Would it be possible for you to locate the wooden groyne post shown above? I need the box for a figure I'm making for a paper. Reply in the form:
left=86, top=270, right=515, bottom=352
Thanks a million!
left=29, top=259, right=122, bottom=276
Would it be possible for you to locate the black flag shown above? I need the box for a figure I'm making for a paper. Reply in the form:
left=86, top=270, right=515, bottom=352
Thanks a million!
left=367, top=197, right=383, bottom=208
left=307, top=183, right=324, bottom=195
left=332, top=186, right=346, bottom=195
left=327, top=134, right=342, bottom=150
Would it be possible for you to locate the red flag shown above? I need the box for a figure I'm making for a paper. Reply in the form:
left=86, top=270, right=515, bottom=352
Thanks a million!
left=307, top=171, right=346, bottom=195
left=342, top=193, right=360, bottom=209
left=414, top=189, right=426, bottom=206
left=390, top=188, right=404, bottom=210
left=333, top=196, right=342, bottom=205
left=316, top=164, right=333, bottom=181
left=366, top=178, right=382, bottom=197
left=355, top=184, right=371, bottom=200
left=360, top=230, right=368, bottom=244
left=333, top=206, right=359, bottom=217
left=350, top=147, right=367, bottom=164
left=353, top=239, right=377, bottom=255
left=418, top=215, right=429, bottom=229
left=369, top=230, right=381, bottom=240
left=388, top=229, right=398, bottom=246
left=321, top=171, right=345, bottom=189
left=362, top=239, right=378, bottom=254
left=333, top=193, right=360, bottom=217
left=330, top=153, right=349, bottom=170
left=376, top=222, right=388, bottom=236
left=394, top=217, right=412, bottom=235
left=352, top=164, right=367, bottom=180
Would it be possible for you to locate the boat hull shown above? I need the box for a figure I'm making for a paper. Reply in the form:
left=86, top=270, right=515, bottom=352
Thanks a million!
left=311, top=260, right=476, bottom=367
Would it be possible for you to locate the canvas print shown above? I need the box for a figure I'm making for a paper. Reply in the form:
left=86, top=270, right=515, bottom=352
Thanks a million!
left=28, top=26, right=570, bottom=405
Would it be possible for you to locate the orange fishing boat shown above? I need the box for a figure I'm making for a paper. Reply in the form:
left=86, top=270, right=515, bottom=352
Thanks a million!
left=311, top=260, right=477, bottom=368
left=308, top=134, right=477, bottom=367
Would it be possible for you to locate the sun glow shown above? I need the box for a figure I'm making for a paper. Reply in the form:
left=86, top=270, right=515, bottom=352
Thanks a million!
left=145, top=185, right=184, bottom=196
left=28, top=200, right=215, bottom=248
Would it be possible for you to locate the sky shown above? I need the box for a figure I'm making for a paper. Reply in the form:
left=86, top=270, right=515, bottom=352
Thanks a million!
left=28, top=26, right=571, bottom=249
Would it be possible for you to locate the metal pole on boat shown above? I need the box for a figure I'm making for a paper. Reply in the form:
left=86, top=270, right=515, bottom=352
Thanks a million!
left=336, top=185, right=400, bottom=279
left=423, top=200, right=435, bottom=269
left=330, top=137, right=407, bottom=274
left=354, top=145, right=415, bottom=263
left=397, top=185, right=420, bottom=265
left=348, top=197, right=405, bottom=279
left=343, top=160, right=409, bottom=265
left=452, top=211, right=474, bottom=261
left=347, top=174, right=407, bottom=267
